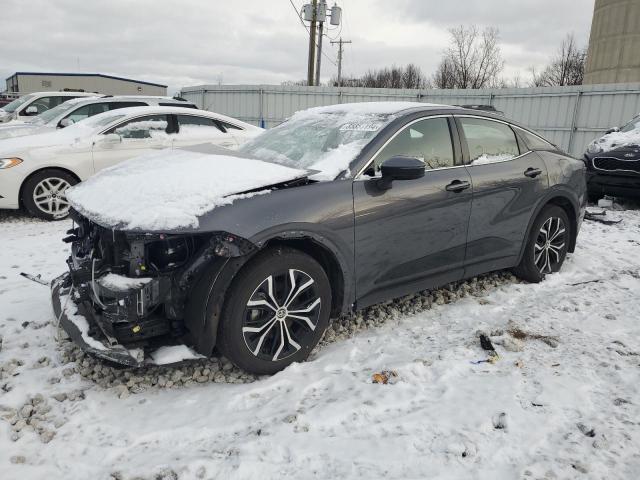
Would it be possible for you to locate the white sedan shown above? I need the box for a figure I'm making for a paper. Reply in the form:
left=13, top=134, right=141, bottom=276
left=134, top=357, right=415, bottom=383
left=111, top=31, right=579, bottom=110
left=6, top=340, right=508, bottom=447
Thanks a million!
left=0, top=106, right=263, bottom=219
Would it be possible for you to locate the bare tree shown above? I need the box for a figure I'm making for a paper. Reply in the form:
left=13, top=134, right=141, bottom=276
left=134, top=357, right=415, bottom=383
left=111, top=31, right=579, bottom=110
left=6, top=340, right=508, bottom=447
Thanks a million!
left=530, top=34, right=586, bottom=87
left=329, top=64, right=429, bottom=89
left=432, top=25, right=504, bottom=89
left=432, top=57, right=456, bottom=89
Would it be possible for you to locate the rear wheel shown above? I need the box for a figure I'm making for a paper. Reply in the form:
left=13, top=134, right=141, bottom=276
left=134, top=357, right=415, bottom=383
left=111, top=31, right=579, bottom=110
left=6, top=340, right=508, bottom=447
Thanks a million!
left=514, top=205, right=571, bottom=283
left=22, top=169, right=77, bottom=220
left=217, top=247, right=332, bottom=375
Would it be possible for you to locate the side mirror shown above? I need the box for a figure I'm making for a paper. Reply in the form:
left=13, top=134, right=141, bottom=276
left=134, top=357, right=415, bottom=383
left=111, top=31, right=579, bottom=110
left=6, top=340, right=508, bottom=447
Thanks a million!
left=97, top=133, right=122, bottom=146
left=24, top=105, right=39, bottom=116
left=377, top=156, right=425, bottom=190
left=605, top=127, right=619, bottom=135
left=58, top=118, right=74, bottom=128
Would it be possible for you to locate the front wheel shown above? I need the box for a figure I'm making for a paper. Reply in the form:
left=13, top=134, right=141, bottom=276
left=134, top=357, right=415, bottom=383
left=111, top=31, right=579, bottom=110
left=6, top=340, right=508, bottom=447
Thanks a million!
left=514, top=205, right=571, bottom=283
left=217, top=247, right=332, bottom=375
left=22, top=169, right=78, bottom=220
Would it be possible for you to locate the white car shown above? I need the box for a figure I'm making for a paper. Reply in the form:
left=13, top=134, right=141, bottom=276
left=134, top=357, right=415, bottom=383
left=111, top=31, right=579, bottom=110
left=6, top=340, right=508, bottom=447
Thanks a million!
left=0, top=95, right=197, bottom=140
left=0, top=91, right=98, bottom=124
left=0, top=106, right=263, bottom=219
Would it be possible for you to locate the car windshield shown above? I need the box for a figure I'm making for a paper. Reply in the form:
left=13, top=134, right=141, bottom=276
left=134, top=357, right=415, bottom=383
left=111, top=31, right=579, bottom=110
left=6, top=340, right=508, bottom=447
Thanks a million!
left=620, top=116, right=640, bottom=133
left=1, top=94, right=35, bottom=113
left=238, top=110, right=393, bottom=179
left=26, top=100, right=84, bottom=125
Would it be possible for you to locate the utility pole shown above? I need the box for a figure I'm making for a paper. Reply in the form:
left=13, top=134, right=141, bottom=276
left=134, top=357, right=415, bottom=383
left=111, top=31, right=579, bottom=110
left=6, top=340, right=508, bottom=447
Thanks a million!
left=315, top=19, right=323, bottom=86
left=306, top=0, right=318, bottom=86
left=330, top=37, right=352, bottom=86
left=302, top=1, right=340, bottom=86
left=314, top=0, right=327, bottom=87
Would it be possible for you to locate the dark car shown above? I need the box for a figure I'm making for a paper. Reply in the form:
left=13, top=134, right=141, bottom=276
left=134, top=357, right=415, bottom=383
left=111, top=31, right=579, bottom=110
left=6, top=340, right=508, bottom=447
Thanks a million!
left=51, top=102, right=586, bottom=375
left=584, top=114, right=640, bottom=200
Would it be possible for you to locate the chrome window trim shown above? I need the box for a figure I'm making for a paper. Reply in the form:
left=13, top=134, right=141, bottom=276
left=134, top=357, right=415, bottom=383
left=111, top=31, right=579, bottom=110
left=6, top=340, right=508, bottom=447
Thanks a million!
left=354, top=114, right=455, bottom=179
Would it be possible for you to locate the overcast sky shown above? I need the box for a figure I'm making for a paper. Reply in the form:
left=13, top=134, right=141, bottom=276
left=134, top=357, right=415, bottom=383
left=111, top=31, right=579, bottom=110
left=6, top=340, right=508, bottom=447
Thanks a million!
left=1, top=0, right=595, bottom=93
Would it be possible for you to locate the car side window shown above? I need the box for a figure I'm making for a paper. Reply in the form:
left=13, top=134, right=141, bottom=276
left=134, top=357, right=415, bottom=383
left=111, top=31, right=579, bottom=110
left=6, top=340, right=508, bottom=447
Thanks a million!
left=177, top=115, right=224, bottom=133
left=28, top=96, right=68, bottom=114
left=65, top=103, right=109, bottom=123
left=459, top=117, right=520, bottom=165
left=109, top=114, right=171, bottom=139
left=516, top=128, right=555, bottom=151
left=373, top=117, right=454, bottom=171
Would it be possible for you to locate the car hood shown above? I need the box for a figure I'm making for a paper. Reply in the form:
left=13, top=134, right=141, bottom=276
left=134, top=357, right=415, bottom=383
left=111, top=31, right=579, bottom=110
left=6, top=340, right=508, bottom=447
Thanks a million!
left=0, top=123, right=52, bottom=140
left=587, top=129, right=640, bottom=156
left=66, top=149, right=309, bottom=232
left=0, top=125, right=94, bottom=156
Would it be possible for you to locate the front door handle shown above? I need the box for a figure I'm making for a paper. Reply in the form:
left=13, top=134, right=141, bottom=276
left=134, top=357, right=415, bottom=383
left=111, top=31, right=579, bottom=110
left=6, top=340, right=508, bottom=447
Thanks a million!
left=524, top=167, right=542, bottom=178
left=445, top=180, right=471, bottom=192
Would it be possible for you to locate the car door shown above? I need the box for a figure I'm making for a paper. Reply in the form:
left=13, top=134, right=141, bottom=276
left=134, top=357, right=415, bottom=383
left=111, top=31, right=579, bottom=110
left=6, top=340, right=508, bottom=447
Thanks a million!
left=456, top=115, right=549, bottom=277
left=173, top=114, right=238, bottom=150
left=353, top=115, right=473, bottom=308
left=91, top=114, right=174, bottom=173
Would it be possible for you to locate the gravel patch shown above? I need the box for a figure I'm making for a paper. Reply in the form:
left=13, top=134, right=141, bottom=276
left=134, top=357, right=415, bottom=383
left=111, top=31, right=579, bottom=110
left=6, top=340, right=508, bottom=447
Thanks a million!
left=54, top=271, right=517, bottom=394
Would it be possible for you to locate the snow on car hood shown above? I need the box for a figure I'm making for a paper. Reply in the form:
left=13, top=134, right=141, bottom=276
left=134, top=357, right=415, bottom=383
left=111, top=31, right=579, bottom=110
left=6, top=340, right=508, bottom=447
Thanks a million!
left=0, top=123, right=95, bottom=155
left=65, top=149, right=308, bottom=231
left=588, top=128, right=640, bottom=153
left=0, top=123, right=50, bottom=140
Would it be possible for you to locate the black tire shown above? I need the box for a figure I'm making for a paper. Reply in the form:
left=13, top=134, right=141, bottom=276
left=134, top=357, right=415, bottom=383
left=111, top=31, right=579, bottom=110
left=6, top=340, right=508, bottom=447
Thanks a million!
left=513, top=205, right=571, bottom=283
left=217, top=247, right=332, bottom=375
left=22, top=169, right=78, bottom=220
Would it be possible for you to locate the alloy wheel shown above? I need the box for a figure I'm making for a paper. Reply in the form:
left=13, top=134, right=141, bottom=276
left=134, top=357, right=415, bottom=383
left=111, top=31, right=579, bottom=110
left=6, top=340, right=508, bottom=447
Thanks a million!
left=32, top=177, right=71, bottom=216
left=534, top=216, right=566, bottom=274
left=242, top=269, right=322, bottom=362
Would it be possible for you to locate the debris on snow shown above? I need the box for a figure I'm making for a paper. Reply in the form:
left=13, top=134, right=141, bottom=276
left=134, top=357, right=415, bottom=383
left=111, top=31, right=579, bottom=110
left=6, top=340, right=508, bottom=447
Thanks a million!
left=371, top=370, right=399, bottom=384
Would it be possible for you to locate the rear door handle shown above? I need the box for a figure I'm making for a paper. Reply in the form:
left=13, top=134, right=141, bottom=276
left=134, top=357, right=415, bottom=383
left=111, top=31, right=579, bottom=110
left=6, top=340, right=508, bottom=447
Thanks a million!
left=445, top=180, right=471, bottom=192
left=524, top=167, right=542, bottom=178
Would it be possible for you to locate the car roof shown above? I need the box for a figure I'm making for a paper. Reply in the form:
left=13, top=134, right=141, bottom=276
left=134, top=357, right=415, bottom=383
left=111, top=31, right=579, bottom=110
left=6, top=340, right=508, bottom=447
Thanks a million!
left=28, top=91, right=99, bottom=97
left=84, top=105, right=260, bottom=130
left=63, top=95, right=194, bottom=105
left=303, top=101, right=460, bottom=116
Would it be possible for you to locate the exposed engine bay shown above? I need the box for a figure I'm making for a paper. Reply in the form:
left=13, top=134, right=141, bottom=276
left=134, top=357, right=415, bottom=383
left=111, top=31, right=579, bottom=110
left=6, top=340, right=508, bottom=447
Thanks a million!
left=52, top=209, right=256, bottom=366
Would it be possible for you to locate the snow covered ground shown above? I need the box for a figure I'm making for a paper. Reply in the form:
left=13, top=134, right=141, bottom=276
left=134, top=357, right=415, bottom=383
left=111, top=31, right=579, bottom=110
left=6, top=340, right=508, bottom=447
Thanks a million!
left=1, top=206, right=639, bottom=480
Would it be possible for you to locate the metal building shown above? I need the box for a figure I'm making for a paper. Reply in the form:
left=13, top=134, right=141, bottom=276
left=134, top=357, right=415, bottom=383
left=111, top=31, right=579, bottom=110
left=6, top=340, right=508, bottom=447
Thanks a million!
left=584, top=0, right=640, bottom=84
left=5, top=72, right=167, bottom=96
left=180, top=83, right=640, bottom=157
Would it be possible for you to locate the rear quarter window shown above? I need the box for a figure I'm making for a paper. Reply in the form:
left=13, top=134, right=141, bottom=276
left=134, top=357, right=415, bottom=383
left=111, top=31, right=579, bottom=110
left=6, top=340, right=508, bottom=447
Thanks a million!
left=516, top=128, right=556, bottom=151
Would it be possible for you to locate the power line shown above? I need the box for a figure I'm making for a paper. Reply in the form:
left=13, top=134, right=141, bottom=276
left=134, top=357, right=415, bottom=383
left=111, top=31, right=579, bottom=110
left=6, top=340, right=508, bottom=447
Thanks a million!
left=288, top=0, right=337, bottom=68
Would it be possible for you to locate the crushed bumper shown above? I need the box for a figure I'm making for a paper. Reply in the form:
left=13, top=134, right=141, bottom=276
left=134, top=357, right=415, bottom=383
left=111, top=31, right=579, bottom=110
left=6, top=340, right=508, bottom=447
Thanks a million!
left=51, top=274, right=145, bottom=367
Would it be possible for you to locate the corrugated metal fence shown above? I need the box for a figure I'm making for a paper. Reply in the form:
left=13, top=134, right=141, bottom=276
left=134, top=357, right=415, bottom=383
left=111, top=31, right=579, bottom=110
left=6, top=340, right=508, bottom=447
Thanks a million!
left=180, top=83, right=640, bottom=157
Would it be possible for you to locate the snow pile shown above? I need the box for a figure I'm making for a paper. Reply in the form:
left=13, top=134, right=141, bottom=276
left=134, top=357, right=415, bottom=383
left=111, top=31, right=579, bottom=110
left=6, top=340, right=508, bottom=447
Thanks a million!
left=590, top=128, right=640, bottom=152
left=66, top=150, right=307, bottom=231
left=471, top=153, right=515, bottom=165
left=149, top=345, right=205, bottom=365
left=97, top=274, right=152, bottom=291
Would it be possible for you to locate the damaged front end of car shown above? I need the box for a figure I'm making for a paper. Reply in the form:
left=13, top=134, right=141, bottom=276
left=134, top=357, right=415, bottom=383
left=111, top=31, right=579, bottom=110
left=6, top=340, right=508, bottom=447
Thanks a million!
left=51, top=209, right=256, bottom=367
